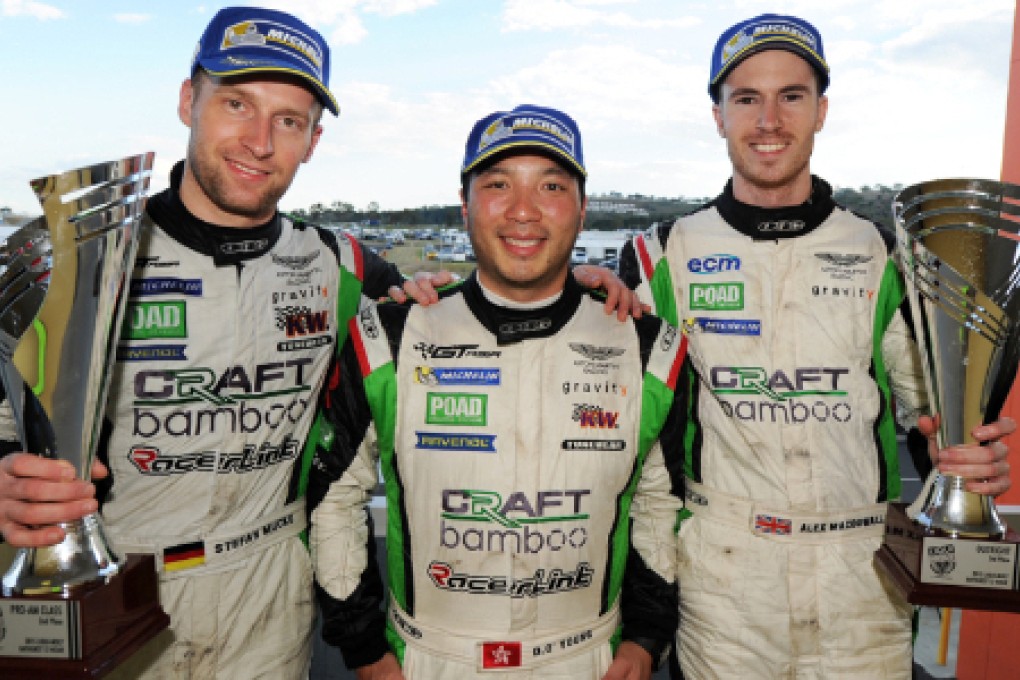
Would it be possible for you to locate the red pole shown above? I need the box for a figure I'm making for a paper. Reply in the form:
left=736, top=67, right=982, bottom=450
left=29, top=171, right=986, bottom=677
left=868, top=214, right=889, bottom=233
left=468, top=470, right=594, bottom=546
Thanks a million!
left=955, top=3, right=1020, bottom=677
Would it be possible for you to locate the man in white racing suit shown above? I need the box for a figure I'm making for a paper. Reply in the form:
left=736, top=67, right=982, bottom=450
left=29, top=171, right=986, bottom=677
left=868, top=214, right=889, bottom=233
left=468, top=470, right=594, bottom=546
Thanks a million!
left=0, top=7, right=456, bottom=679
left=618, top=13, right=1014, bottom=680
left=308, top=104, right=689, bottom=680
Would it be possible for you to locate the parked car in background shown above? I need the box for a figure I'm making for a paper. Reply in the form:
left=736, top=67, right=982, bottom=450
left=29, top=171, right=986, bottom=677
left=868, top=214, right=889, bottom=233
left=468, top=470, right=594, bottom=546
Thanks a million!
left=437, top=245, right=467, bottom=262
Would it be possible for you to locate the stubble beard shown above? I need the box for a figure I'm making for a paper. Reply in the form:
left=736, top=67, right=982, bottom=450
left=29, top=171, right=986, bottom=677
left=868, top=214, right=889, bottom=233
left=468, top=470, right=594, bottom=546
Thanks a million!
left=187, top=139, right=287, bottom=221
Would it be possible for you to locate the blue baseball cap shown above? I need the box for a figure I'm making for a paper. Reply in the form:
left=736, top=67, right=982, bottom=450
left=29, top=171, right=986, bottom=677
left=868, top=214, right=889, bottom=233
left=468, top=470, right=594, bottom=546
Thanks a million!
left=461, top=104, right=586, bottom=178
left=192, top=6, right=339, bottom=116
left=708, top=13, right=829, bottom=102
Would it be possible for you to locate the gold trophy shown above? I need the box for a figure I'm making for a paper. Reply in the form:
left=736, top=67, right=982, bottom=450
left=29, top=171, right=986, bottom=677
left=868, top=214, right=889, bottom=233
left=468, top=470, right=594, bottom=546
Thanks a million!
left=876, top=178, right=1020, bottom=611
left=0, top=154, right=169, bottom=677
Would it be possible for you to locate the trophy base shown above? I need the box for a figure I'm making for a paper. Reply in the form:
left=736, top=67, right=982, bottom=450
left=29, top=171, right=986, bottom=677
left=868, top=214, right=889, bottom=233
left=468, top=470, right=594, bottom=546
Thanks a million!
left=0, top=554, right=170, bottom=679
left=875, top=503, right=1020, bottom=612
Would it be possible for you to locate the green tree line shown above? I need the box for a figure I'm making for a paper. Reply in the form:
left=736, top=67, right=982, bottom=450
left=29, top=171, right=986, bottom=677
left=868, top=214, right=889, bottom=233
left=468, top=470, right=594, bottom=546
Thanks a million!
left=288, top=184, right=904, bottom=232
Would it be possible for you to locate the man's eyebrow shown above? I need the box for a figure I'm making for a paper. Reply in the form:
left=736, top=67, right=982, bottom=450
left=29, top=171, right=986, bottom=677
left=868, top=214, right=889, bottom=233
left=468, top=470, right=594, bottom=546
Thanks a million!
left=728, top=83, right=813, bottom=99
left=476, top=165, right=509, bottom=177
left=727, top=86, right=760, bottom=99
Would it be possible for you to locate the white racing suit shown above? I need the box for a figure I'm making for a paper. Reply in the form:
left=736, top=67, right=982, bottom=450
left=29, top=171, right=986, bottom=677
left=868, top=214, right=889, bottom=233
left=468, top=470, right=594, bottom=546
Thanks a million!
left=0, top=161, right=404, bottom=679
left=307, top=274, right=689, bottom=679
left=619, top=177, right=928, bottom=679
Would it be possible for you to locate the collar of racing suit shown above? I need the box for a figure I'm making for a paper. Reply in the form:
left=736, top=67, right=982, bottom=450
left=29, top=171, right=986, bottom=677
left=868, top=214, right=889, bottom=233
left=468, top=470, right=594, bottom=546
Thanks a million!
left=459, top=270, right=585, bottom=346
left=714, top=175, right=837, bottom=241
left=145, top=160, right=283, bottom=266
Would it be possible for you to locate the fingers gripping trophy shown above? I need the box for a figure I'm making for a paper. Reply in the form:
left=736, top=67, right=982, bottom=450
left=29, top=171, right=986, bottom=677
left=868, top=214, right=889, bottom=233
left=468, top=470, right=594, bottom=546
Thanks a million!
left=876, top=178, right=1020, bottom=610
left=0, top=155, right=169, bottom=677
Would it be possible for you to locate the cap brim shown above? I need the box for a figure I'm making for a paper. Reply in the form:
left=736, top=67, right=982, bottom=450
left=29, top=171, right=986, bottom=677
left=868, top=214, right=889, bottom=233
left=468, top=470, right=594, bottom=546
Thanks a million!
left=198, top=59, right=339, bottom=116
left=462, top=141, right=586, bottom=178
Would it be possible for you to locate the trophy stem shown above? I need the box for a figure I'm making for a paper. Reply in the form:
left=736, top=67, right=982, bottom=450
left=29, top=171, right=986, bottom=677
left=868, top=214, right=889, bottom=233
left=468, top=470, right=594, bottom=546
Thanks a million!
left=2, top=513, right=125, bottom=596
left=912, top=473, right=1006, bottom=539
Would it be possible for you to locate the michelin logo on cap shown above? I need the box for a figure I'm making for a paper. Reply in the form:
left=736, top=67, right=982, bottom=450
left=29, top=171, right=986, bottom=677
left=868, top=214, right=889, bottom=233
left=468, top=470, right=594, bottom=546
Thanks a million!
left=478, top=114, right=576, bottom=155
left=220, top=19, right=325, bottom=76
left=722, top=20, right=820, bottom=65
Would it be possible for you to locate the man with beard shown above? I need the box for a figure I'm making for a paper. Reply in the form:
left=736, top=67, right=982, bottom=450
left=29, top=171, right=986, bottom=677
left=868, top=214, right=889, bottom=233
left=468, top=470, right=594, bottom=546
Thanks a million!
left=0, top=6, right=461, bottom=678
left=618, top=13, right=1014, bottom=679
left=308, top=104, right=687, bottom=680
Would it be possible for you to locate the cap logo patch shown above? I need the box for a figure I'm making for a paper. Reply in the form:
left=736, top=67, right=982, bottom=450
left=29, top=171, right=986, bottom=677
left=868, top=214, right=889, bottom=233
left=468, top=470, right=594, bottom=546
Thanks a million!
left=479, top=120, right=513, bottom=152
left=222, top=21, right=266, bottom=49
left=722, top=29, right=753, bottom=63
left=220, top=19, right=324, bottom=74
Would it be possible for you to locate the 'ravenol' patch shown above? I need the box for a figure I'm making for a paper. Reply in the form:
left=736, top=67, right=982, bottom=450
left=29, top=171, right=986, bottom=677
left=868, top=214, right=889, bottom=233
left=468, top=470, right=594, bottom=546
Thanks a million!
left=117, top=344, right=188, bottom=362
left=415, top=432, right=496, bottom=452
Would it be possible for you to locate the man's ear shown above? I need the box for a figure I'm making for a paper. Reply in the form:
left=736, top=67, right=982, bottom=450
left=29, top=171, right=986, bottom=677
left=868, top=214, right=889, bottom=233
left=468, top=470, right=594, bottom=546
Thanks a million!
left=712, top=103, right=725, bottom=138
left=460, top=187, right=470, bottom=230
left=178, top=79, right=196, bottom=127
left=815, top=94, right=828, bottom=133
left=303, top=125, right=323, bottom=163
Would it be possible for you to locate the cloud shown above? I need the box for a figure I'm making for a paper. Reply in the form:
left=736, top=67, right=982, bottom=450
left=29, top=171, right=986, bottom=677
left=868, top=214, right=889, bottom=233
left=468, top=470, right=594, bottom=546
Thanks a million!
left=1, top=0, right=63, bottom=19
left=265, top=0, right=437, bottom=45
left=481, top=44, right=700, bottom=126
left=360, top=0, right=438, bottom=16
left=113, top=13, right=152, bottom=25
left=502, top=0, right=698, bottom=32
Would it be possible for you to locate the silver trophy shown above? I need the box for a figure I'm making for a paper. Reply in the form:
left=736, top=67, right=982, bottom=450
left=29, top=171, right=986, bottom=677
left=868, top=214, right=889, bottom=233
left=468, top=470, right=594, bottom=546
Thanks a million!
left=0, top=153, right=153, bottom=595
left=893, top=178, right=1020, bottom=539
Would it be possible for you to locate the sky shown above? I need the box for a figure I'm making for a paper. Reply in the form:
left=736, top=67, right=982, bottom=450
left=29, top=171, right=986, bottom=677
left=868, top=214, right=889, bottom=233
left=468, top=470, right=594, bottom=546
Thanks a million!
left=0, top=0, right=1015, bottom=216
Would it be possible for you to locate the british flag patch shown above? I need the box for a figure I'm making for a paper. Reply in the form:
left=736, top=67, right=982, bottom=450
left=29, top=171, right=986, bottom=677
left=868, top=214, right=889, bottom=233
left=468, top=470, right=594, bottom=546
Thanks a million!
left=754, top=514, right=792, bottom=536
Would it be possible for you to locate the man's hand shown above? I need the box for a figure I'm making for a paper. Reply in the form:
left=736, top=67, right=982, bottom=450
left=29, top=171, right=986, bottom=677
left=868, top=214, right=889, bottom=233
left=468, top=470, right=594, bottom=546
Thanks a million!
left=573, top=265, right=647, bottom=322
left=354, top=652, right=405, bottom=680
left=0, top=454, right=107, bottom=547
left=602, top=641, right=653, bottom=680
left=386, top=270, right=459, bottom=306
left=919, top=415, right=1014, bottom=496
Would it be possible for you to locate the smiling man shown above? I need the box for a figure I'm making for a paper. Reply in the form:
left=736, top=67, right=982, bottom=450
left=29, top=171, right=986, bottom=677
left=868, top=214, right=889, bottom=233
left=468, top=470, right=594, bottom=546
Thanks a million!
left=0, top=6, right=455, bottom=679
left=308, top=105, right=689, bottom=680
left=619, top=13, right=1015, bottom=680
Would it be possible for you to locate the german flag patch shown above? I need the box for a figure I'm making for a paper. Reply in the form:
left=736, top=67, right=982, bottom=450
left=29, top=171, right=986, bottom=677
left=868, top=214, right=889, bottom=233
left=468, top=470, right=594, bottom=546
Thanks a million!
left=163, top=541, right=206, bottom=571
